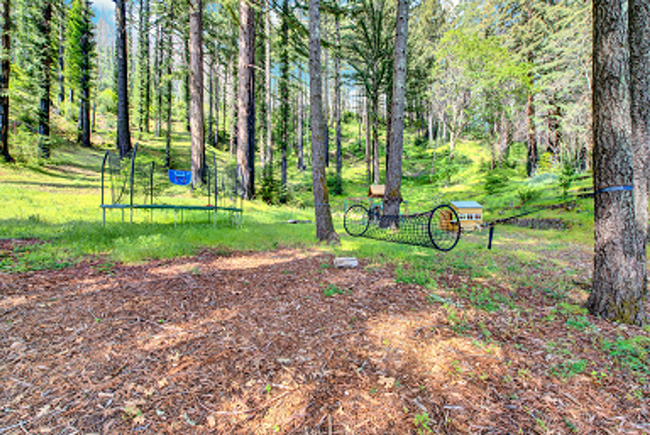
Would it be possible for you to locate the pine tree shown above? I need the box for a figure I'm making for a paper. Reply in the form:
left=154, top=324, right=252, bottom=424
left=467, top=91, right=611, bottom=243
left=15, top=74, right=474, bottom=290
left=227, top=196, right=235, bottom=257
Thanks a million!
left=587, top=0, right=646, bottom=324
left=65, top=0, right=94, bottom=148
left=37, top=0, right=54, bottom=157
left=137, top=0, right=151, bottom=133
left=310, top=0, right=338, bottom=244
left=189, top=0, right=205, bottom=187
left=278, top=0, right=290, bottom=202
left=115, top=0, right=131, bottom=157
left=383, top=0, right=409, bottom=219
left=237, top=0, right=255, bottom=199
left=0, top=0, right=11, bottom=163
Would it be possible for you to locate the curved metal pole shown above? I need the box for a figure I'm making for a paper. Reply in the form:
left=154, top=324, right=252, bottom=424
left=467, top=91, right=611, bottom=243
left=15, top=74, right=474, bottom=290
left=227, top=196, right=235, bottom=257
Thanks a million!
left=130, top=143, right=138, bottom=224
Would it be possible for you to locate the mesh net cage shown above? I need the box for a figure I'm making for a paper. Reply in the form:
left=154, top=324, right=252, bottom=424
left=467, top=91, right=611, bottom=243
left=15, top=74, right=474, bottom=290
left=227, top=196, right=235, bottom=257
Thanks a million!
left=104, top=150, right=131, bottom=205
left=344, top=204, right=461, bottom=252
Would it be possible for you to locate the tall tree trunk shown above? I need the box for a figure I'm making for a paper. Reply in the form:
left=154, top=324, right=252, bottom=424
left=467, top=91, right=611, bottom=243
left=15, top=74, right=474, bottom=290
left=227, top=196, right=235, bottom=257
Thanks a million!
left=310, top=0, right=338, bottom=244
left=165, top=26, right=172, bottom=168
left=383, top=0, right=408, bottom=219
left=265, top=4, right=272, bottom=172
left=154, top=21, right=162, bottom=136
left=115, top=0, right=132, bottom=158
left=297, top=68, right=304, bottom=171
left=225, top=56, right=233, bottom=152
left=58, top=6, right=65, bottom=109
left=629, top=0, right=650, bottom=319
left=364, top=94, right=371, bottom=185
left=183, top=35, right=191, bottom=132
left=237, top=0, right=255, bottom=199
left=357, top=89, right=362, bottom=153
left=138, top=0, right=150, bottom=133
left=334, top=15, right=342, bottom=193
left=0, top=0, right=11, bottom=163
left=38, top=1, right=53, bottom=159
left=587, top=0, right=646, bottom=325
left=80, top=0, right=92, bottom=148
left=372, top=97, right=380, bottom=185
left=279, top=0, right=289, bottom=202
left=208, top=58, right=215, bottom=148
left=214, top=50, right=219, bottom=148
left=323, top=25, right=329, bottom=168
left=190, top=0, right=205, bottom=187
left=526, top=91, right=538, bottom=177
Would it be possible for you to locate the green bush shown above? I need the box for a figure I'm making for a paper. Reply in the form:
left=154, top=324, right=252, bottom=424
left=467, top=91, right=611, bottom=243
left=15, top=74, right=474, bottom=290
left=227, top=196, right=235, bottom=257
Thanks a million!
left=558, top=163, right=576, bottom=199
left=483, top=170, right=509, bottom=195
left=516, top=186, right=542, bottom=205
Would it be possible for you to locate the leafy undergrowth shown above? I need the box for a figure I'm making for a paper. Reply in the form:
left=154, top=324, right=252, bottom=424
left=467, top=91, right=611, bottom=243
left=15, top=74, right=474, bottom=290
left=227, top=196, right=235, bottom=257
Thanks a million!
left=1, top=238, right=649, bottom=434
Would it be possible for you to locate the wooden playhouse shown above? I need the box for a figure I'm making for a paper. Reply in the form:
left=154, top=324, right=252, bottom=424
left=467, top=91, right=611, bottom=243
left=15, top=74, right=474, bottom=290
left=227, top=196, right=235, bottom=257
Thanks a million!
left=450, top=201, right=483, bottom=231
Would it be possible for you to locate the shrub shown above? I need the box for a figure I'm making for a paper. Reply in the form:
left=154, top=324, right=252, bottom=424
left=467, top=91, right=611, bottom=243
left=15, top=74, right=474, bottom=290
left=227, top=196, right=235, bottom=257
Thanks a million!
left=516, top=186, right=541, bottom=205
left=558, top=163, right=576, bottom=199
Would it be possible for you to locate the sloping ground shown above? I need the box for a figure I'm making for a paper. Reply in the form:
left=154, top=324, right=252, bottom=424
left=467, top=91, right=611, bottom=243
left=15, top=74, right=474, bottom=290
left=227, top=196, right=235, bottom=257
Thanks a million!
left=1, top=241, right=649, bottom=434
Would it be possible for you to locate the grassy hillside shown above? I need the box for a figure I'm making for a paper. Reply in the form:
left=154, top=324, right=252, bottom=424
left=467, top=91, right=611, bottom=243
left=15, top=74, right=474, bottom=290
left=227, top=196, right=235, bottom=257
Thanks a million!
left=0, top=117, right=596, bottom=273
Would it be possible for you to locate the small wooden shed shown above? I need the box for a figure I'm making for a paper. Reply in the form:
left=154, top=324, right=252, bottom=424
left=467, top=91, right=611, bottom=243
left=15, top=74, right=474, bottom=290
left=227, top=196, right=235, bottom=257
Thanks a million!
left=451, top=200, right=484, bottom=231
left=368, top=185, right=385, bottom=198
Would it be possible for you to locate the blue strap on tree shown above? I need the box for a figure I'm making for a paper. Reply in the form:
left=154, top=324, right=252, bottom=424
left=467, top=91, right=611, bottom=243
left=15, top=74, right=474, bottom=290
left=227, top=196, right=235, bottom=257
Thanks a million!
left=169, top=170, right=192, bottom=186
left=594, top=185, right=633, bottom=195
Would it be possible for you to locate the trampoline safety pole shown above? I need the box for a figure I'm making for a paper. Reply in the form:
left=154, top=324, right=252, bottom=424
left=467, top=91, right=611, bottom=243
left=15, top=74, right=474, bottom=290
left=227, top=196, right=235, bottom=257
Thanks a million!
left=488, top=225, right=494, bottom=250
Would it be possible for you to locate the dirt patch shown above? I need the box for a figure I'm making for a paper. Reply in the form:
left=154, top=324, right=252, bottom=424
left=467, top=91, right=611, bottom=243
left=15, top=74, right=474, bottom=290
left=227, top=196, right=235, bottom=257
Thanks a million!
left=1, top=243, right=648, bottom=434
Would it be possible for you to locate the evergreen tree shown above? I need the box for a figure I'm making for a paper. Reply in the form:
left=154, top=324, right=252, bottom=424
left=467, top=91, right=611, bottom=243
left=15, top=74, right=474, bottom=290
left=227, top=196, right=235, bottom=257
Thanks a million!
left=237, top=0, right=255, bottom=199
left=383, top=0, right=409, bottom=219
left=137, top=0, right=151, bottom=133
left=189, top=0, right=205, bottom=187
left=115, top=0, right=131, bottom=157
left=66, top=0, right=95, bottom=148
left=345, top=0, right=395, bottom=185
left=588, top=0, right=646, bottom=324
left=0, top=0, right=11, bottom=163
left=278, top=0, right=290, bottom=202
left=37, top=0, right=54, bottom=158
left=310, top=0, right=338, bottom=244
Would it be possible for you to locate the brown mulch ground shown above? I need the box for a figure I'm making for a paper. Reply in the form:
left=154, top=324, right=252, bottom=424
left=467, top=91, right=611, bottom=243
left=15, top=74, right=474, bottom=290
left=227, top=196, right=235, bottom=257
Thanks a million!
left=1, top=239, right=649, bottom=434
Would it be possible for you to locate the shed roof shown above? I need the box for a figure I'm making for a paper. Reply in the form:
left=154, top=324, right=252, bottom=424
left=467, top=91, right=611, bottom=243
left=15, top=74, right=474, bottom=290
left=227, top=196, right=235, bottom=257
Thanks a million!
left=368, top=185, right=385, bottom=198
left=451, top=200, right=483, bottom=209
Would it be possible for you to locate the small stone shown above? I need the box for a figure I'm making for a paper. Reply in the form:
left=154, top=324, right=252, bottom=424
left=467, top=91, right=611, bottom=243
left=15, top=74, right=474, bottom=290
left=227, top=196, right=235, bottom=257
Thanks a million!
left=334, top=257, right=358, bottom=268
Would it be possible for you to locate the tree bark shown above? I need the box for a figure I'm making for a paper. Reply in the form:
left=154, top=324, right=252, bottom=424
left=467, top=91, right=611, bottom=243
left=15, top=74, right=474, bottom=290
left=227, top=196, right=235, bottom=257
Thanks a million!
left=58, top=6, right=65, bottom=108
left=371, top=97, right=380, bottom=184
left=0, top=0, right=11, bottom=163
left=190, top=0, right=205, bottom=187
left=80, top=0, right=92, bottom=148
left=279, top=0, right=290, bottom=202
left=237, top=0, right=255, bottom=199
left=264, top=4, right=272, bottom=171
left=364, top=94, right=371, bottom=185
left=334, top=15, right=342, bottom=193
left=629, top=0, right=650, bottom=317
left=165, top=25, right=172, bottom=168
left=587, top=0, right=646, bottom=325
left=526, top=91, right=538, bottom=177
left=310, top=0, right=338, bottom=244
left=38, top=1, right=53, bottom=158
left=383, top=0, right=408, bottom=219
left=208, top=57, right=214, bottom=147
left=138, top=0, right=150, bottom=133
left=297, top=67, right=304, bottom=171
left=115, top=0, right=132, bottom=158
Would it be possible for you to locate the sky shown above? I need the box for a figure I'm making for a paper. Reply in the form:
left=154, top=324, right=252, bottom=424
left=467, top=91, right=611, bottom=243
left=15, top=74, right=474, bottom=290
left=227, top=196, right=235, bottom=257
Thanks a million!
left=92, top=0, right=115, bottom=13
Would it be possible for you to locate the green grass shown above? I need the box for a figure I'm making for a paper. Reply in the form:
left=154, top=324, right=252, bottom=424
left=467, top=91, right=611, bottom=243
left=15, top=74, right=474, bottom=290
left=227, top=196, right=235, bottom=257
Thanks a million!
left=602, top=336, right=650, bottom=376
left=1, top=116, right=597, bottom=278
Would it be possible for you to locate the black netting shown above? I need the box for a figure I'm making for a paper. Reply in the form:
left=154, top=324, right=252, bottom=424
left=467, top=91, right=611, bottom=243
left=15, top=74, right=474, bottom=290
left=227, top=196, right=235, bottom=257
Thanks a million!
left=106, top=151, right=130, bottom=205
left=344, top=204, right=461, bottom=252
